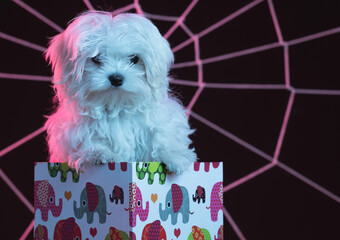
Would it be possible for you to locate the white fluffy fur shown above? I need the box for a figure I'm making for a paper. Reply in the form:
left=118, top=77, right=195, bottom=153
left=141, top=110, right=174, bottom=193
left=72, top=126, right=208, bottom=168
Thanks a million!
left=44, top=11, right=196, bottom=173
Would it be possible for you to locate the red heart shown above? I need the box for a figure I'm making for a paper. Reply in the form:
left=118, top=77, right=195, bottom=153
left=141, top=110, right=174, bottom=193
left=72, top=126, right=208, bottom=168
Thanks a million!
left=90, top=228, right=97, bottom=238
left=174, top=228, right=181, bottom=238
left=86, top=239, right=89, bottom=240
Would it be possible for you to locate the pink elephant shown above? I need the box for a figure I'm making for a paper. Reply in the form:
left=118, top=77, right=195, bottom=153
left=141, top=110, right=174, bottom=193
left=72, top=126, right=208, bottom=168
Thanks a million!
left=215, top=225, right=223, bottom=240
left=206, top=181, right=223, bottom=221
left=124, top=182, right=149, bottom=227
left=34, top=180, right=62, bottom=221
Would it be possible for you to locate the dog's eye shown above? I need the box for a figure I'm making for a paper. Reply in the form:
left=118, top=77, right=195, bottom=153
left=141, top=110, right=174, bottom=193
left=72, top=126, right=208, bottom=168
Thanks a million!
left=130, top=55, right=139, bottom=64
left=91, top=55, right=102, bottom=65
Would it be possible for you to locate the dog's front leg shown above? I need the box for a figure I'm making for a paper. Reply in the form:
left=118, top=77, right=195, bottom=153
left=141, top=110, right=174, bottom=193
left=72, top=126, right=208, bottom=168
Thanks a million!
left=71, top=143, right=121, bottom=169
left=151, top=132, right=197, bottom=174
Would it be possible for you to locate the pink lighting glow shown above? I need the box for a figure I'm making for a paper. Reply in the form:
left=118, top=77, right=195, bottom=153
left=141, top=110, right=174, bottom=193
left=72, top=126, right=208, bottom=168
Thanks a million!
left=1, top=0, right=340, bottom=238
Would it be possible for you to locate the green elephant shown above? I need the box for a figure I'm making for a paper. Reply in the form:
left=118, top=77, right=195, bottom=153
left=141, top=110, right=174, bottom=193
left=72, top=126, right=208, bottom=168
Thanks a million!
left=105, top=226, right=135, bottom=240
left=188, top=226, right=211, bottom=240
left=136, top=162, right=166, bottom=185
left=48, top=162, right=80, bottom=183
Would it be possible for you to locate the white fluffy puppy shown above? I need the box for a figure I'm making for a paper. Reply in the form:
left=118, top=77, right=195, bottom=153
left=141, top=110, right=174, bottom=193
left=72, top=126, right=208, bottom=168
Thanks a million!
left=44, top=11, right=196, bottom=173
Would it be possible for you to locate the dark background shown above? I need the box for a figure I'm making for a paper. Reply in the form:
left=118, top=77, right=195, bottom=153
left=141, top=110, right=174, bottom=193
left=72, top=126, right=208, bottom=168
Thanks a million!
left=1, top=0, right=340, bottom=239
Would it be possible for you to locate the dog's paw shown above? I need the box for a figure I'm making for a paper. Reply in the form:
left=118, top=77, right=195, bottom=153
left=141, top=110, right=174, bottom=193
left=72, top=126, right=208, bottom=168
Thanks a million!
left=89, top=158, right=103, bottom=165
left=164, top=158, right=195, bottom=175
left=162, top=149, right=197, bottom=174
left=166, top=164, right=183, bottom=175
left=75, top=147, right=117, bottom=167
left=89, top=150, right=117, bottom=165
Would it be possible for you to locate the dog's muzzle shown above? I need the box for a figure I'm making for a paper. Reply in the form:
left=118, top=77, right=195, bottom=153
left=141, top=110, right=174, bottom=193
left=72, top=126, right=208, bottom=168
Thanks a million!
left=109, top=74, right=124, bottom=87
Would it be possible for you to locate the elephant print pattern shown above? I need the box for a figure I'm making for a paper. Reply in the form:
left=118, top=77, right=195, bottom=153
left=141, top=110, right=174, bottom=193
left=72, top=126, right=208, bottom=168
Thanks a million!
left=188, top=226, right=211, bottom=240
left=53, top=217, right=82, bottom=240
left=172, top=184, right=183, bottom=212
left=207, top=181, right=223, bottom=222
left=136, top=162, right=167, bottom=185
left=192, top=186, right=205, bottom=204
left=86, top=182, right=99, bottom=211
left=34, top=162, right=223, bottom=238
left=193, top=162, right=220, bottom=172
left=214, top=225, right=223, bottom=240
left=105, top=226, right=132, bottom=240
left=109, top=185, right=124, bottom=204
left=125, top=182, right=149, bottom=227
left=34, top=224, right=48, bottom=240
left=73, top=182, right=111, bottom=224
left=34, top=180, right=62, bottom=221
left=48, top=162, right=80, bottom=183
left=141, top=220, right=167, bottom=240
left=159, top=184, right=193, bottom=225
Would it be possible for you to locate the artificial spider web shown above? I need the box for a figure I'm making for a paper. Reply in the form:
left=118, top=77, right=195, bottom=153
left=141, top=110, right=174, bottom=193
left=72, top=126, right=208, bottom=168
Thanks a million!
left=0, top=0, right=339, bottom=239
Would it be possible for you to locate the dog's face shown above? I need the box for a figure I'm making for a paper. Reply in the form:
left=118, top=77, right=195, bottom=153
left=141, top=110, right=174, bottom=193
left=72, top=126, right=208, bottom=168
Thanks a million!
left=46, top=11, right=174, bottom=118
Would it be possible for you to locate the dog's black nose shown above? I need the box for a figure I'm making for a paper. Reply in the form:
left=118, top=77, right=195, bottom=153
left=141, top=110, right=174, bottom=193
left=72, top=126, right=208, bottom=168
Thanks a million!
left=109, top=74, right=124, bottom=87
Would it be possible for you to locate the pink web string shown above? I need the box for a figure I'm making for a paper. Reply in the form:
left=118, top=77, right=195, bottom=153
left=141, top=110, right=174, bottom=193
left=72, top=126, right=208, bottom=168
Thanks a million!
left=133, top=0, right=143, bottom=15
left=190, top=111, right=273, bottom=162
left=181, top=23, right=195, bottom=38
left=171, top=0, right=263, bottom=54
left=204, top=83, right=286, bottom=90
left=169, top=79, right=198, bottom=87
left=287, top=26, right=340, bottom=46
left=199, top=0, right=264, bottom=38
left=273, top=91, right=295, bottom=163
left=143, top=12, right=178, bottom=21
left=0, top=127, right=45, bottom=158
left=0, top=32, right=46, bottom=52
left=294, top=88, right=340, bottom=96
left=284, top=44, right=291, bottom=87
left=163, top=0, right=198, bottom=39
left=267, top=0, right=284, bottom=45
left=0, top=73, right=52, bottom=82
left=12, top=0, right=64, bottom=33
left=172, top=42, right=281, bottom=69
left=19, top=219, right=34, bottom=240
left=0, top=169, right=34, bottom=213
left=277, top=162, right=340, bottom=203
left=170, top=0, right=340, bottom=211
left=186, top=85, right=205, bottom=114
left=223, top=206, right=246, bottom=240
left=112, top=4, right=136, bottom=16
left=223, top=162, right=276, bottom=192
left=171, top=60, right=196, bottom=69
left=203, top=42, right=281, bottom=65
left=83, top=0, right=95, bottom=10
left=1, top=1, right=339, bottom=238
left=172, top=37, right=195, bottom=53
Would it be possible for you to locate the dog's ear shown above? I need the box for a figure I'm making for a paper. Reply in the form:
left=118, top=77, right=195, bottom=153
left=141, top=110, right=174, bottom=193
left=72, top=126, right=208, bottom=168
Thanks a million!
left=44, top=12, right=106, bottom=101
left=45, top=33, right=68, bottom=83
left=45, top=30, right=84, bottom=89
left=144, top=35, right=174, bottom=90
left=45, top=32, right=77, bottom=103
left=140, top=19, right=174, bottom=94
left=45, top=21, right=88, bottom=85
